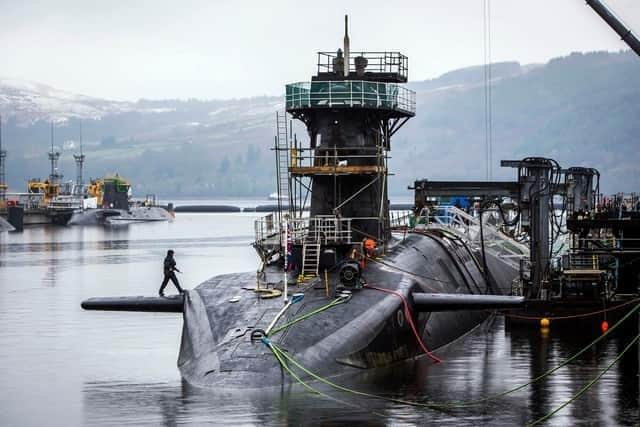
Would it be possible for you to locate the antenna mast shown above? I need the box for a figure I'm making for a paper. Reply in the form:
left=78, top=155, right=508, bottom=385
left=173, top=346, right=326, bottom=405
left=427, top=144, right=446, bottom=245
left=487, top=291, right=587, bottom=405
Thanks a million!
left=73, top=121, right=85, bottom=195
left=0, top=114, right=6, bottom=202
left=48, top=122, right=62, bottom=186
left=343, top=15, right=350, bottom=77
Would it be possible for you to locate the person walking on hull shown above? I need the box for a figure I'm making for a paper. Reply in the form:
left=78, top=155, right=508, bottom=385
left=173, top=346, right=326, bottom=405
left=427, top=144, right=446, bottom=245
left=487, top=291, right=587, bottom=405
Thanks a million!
left=159, top=249, right=184, bottom=297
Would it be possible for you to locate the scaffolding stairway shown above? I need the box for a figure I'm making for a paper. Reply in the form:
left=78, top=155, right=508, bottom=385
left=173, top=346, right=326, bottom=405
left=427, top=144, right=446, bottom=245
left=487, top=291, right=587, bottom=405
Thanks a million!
left=299, top=241, right=321, bottom=282
left=275, top=111, right=290, bottom=220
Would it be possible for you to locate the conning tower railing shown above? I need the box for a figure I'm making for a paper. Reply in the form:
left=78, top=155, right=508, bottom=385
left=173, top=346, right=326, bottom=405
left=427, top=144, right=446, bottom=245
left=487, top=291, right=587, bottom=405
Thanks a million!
left=316, top=51, right=409, bottom=81
left=286, top=81, right=416, bottom=116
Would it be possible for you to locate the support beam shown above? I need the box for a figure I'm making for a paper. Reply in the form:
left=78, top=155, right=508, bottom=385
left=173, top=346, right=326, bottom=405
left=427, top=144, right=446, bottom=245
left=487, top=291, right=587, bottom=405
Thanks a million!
left=412, top=180, right=520, bottom=199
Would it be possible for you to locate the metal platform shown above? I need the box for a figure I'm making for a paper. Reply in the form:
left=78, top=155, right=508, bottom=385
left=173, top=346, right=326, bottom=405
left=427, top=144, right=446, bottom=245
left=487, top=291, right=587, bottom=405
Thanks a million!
left=286, top=80, right=415, bottom=116
left=289, top=165, right=385, bottom=176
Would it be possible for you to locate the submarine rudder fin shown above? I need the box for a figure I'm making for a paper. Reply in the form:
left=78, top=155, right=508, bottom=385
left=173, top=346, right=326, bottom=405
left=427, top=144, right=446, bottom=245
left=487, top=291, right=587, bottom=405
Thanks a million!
left=81, top=295, right=184, bottom=312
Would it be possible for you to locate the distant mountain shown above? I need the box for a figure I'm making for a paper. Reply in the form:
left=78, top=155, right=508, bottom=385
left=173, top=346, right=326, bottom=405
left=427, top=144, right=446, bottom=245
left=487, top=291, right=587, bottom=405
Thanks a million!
left=408, top=61, right=534, bottom=93
left=0, top=85, right=283, bottom=196
left=0, top=78, right=132, bottom=126
left=392, top=50, right=640, bottom=194
left=0, top=50, right=638, bottom=197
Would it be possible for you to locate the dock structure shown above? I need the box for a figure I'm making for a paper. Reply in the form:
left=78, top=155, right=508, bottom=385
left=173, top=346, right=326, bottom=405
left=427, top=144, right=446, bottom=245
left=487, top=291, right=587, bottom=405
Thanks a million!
left=412, top=160, right=640, bottom=326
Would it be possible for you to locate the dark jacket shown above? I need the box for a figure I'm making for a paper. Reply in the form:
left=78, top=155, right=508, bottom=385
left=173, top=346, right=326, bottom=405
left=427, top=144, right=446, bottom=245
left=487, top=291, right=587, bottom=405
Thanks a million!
left=164, top=255, right=177, bottom=274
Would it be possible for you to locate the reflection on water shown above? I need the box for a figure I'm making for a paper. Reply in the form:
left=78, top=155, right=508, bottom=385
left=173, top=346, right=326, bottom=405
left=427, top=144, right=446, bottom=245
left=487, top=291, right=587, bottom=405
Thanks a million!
left=80, top=318, right=639, bottom=426
left=0, top=212, right=638, bottom=426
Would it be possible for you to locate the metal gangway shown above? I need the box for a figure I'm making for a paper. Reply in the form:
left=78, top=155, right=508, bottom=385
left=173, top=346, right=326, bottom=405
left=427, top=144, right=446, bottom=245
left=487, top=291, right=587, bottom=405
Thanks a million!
left=422, top=205, right=529, bottom=270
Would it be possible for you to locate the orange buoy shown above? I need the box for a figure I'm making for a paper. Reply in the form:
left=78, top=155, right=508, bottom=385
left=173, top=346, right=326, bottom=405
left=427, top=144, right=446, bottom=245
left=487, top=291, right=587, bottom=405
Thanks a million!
left=540, top=318, right=550, bottom=328
left=601, top=320, right=609, bottom=333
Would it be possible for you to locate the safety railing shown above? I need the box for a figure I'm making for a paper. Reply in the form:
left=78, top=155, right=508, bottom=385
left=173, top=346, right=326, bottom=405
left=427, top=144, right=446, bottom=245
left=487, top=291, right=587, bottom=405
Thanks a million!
left=317, top=51, right=409, bottom=80
left=307, top=215, right=353, bottom=244
left=48, top=195, right=83, bottom=211
left=254, top=214, right=354, bottom=248
left=5, top=193, right=47, bottom=210
left=390, top=210, right=413, bottom=229
left=565, top=253, right=599, bottom=270
left=254, top=213, right=279, bottom=244
left=597, top=192, right=640, bottom=216
left=286, top=81, right=415, bottom=115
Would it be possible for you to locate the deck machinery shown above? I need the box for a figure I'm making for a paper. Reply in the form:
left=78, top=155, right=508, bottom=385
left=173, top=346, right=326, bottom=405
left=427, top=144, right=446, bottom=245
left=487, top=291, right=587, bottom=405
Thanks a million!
left=413, top=160, right=640, bottom=325
left=411, top=0, right=640, bottom=325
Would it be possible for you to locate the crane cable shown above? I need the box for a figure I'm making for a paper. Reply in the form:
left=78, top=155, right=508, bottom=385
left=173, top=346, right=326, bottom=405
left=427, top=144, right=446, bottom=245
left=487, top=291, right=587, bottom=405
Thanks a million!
left=483, top=0, right=493, bottom=180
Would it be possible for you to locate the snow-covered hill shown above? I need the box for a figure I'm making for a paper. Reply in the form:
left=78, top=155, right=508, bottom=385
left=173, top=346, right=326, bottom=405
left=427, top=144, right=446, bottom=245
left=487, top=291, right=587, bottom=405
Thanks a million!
left=0, top=77, right=285, bottom=129
left=0, top=77, right=136, bottom=125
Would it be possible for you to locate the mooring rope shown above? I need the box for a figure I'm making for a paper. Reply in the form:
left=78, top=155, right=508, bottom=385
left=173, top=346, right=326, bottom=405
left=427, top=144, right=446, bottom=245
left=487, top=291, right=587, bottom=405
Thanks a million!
left=261, top=336, right=387, bottom=417
left=260, top=303, right=640, bottom=414
left=528, top=331, right=640, bottom=426
left=268, top=295, right=350, bottom=336
left=498, top=296, right=640, bottom=321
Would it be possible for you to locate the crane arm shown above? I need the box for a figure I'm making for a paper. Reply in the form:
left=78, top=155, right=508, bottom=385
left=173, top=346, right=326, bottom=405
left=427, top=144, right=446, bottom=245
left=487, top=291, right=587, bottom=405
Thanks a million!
left=586, top=0, right=640, bottom=56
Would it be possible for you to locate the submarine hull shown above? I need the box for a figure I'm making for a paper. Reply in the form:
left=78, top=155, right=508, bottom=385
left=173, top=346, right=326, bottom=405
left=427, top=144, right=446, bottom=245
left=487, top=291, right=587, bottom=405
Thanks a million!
left=178, top=232, right=518, bottom=389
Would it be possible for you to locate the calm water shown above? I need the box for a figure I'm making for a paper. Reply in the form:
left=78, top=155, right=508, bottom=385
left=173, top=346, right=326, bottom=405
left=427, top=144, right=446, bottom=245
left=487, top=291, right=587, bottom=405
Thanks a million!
left=0, top=211, right=638, bottom=426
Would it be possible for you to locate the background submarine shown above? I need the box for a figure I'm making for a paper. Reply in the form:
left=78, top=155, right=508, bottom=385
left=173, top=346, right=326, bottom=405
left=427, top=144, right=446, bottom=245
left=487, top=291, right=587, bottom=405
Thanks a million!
left=82, top=17, right=523, bottom=389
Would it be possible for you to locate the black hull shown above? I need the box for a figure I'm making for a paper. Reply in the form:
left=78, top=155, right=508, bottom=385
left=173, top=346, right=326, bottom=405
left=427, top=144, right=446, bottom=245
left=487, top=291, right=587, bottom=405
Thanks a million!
left=48, top=211, right=74, bottom=225
left=178, top=232, right=518, bottom=389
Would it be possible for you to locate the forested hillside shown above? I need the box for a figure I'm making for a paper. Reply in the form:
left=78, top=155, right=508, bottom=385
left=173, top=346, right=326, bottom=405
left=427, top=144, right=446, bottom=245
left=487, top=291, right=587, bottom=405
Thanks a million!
left=1, top=50, right=638, bottom=197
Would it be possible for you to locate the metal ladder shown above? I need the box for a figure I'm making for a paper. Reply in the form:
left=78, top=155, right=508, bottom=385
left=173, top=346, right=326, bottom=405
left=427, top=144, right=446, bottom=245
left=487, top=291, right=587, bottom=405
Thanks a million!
left=275, top=111, right=290, bottom=221
left=300, top=241, right=321, bottom=280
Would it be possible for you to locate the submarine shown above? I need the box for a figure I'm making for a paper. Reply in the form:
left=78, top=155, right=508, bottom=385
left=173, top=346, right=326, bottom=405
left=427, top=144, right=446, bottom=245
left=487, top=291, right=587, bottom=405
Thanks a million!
left=82, top=17, right=524, bottom=389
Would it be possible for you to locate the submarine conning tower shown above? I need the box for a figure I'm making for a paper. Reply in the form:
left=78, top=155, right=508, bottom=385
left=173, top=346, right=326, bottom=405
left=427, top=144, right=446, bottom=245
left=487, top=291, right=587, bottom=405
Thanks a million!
left=284, top=16, right=415, bottom=247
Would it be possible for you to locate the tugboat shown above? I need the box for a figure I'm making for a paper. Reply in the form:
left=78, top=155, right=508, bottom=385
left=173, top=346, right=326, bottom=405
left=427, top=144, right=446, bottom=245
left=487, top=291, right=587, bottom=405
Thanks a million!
left=82, top=17, right=523, bottom=389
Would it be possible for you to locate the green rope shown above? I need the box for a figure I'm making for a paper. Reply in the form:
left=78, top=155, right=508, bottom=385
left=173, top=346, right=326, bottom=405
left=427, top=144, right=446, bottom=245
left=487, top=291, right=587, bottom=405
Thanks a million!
left=266, top=338, right=324, bottom=396
left=444, top=301, right=640, bottom=407
left=268, top=296, right=349, bottom=336
left=262, top=337, right=386, bottom=416
left=268, top=303, right=640, bottom=410
left=528, top=332, right=640, bottom=426
left=271, top=341, right=441, bottom=408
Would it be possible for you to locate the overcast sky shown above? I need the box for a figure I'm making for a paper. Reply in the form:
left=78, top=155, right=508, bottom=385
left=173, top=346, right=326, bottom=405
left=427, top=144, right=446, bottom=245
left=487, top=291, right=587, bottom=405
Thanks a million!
left=1, top=0, right=638, bottom=101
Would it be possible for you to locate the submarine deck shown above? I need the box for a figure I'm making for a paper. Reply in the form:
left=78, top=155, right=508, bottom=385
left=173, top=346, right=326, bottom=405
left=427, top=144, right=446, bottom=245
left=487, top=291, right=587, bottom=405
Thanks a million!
left=177, top=231, right=519, bottom=389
